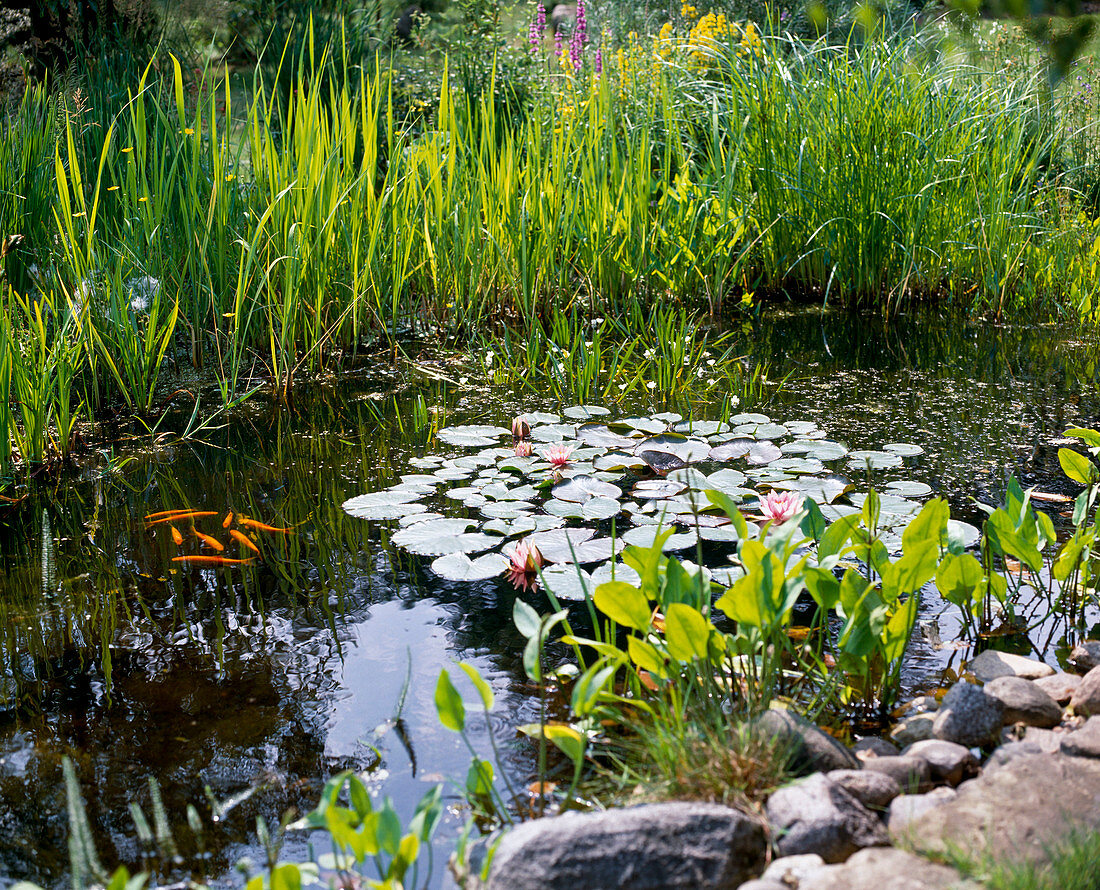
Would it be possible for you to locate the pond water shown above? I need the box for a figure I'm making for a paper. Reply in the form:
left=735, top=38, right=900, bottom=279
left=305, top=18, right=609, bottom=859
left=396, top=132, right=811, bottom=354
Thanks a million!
left=0, top=309, right=1097, bottom=888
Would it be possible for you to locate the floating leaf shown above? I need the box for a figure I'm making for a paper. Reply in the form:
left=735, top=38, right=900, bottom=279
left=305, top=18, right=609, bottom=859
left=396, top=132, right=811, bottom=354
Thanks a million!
left=520, top=411, right=561, bottom=425
left=398, top=511, right=446, bottom=526
left=636, top=435, right=711, bottom=465
left=580, top=497, right=621, bottom=520
left=706, top=468, right=748, bottom=491
left=594, top=452, right=648, bottom=471
left=431, top=552, right=510, bottom=581
left=564, top=405, right=611, bottom=420
left=652, top=412, right=683, bottom=424
left=618, top=416, right=668, bottom=434
left=753, top=424, right=789, bottom=440
left=399, top=529, right=503, bottom=557
left=621, top=526, right=698, bottom=551
left=770, top=475, right=853, bottom=505
left=884, top=480, right=933, bottom=498
left=772, top=457, right=825, bottom=475
left=577, top=424, right=636, bottom=449
left=343, top=500, right=430, bottom=521
left=482, top=515, right=565, bottom=537
left=552, top=475, right=623, bottom=503
left=437, top=425, right=510, bottom=446
left=591, top=562, right=642, bottom=586
left=480, top=502, right=535, bottom=520
left=400, top=474, right=441, bottom=486
left=731, top=412, right=770, bottom=424
left=673, top=420, right=728, bottom=436
left=530, top=423, right=577, bottom=443
left=633, top=479, right=687, bottom=499
left=848, top=450, right=903, bottom=470
left=638, top=451, right=688, bottom=474
left=884, top=443, right=925, bottom=457
left=947, top=520, right=980, bottom=550
left=667, top=468, right=710, bottom=490
left=392, top=519, right=476, bottom=550
left=539, top=565, right=594, bottom=601
left=784, top=421, right=821, bottom=436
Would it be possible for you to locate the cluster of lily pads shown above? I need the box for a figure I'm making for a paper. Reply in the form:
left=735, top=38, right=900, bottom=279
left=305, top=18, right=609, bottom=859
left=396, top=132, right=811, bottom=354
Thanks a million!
left=342, top=406, right=980, bottom=601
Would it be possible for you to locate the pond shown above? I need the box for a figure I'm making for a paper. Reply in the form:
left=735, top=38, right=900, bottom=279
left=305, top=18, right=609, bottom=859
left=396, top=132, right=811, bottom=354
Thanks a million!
left=0, top=309, right=1097, bottom=888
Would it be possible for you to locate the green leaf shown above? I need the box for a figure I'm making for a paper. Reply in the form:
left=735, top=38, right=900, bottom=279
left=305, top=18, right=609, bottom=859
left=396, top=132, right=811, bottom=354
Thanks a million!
left=902, top=498, right=949, bottom=553
left=459, top=662, right=495, bottom=711
left=884, top=539, right=939, bottom=598
left=543, top=723, right=587, bottom=767
left=627, top=636, right=666, bottom=676
left=818, top=513, right=861, bottom=562
left=936, top=552, right=984, bottom=608
left=862, top=488, right=881, bottom=531
left=883, top=596, right=918, bottom=663
left=269, top=864, right=301, bottom=890
left=513, top=599, right=541, bottom=639
left=664, top=603, right=711, bottom=662
left=434, top=670, right=466, bottom=732
left=800, top=497, right=829, bottom=541
left=523, top=634, right=543, bottom=683
left=1059, top=448, right=1099, bottom=485
left=1066, top=427, right=1100, bottom=449
left=593, top=581, right=652, bottom=631
left=804, top=566, right=840, bottom=612
left=465, top=758, right=495, bottom=797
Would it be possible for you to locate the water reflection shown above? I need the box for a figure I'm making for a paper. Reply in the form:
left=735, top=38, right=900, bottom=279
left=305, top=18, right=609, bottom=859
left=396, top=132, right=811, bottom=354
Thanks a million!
left=0, top=311, right=1097, bottom=886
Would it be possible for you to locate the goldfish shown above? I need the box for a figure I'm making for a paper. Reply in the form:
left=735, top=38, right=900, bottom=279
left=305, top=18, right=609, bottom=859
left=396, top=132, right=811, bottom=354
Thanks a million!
left=145, top=511, right=218, bottom=527
left=170, top=525, right=184, bottom=546
left=193, top=530, right=225, bottom=551
left=238, top=518, right=294, bottom=535
left=229, top=529, right=260, bottom=554
left=223, top=512, right=233, bottom=528
left=172, top=556, right=254, bottom=566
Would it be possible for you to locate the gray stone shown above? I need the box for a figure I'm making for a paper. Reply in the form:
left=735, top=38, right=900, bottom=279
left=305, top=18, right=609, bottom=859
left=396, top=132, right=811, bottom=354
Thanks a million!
left=759, top=853, right=827, bottom=885
left=906, top=752, right=1100, bottom=866
left=861, top=756, right=933, bottom=793
left=896, top=695, right=940, bottom=717
left=475, top=802, right=766, bottom=890
left=1069, top=665, right=1100, bottom=717
left=1032, top=672, right=1081, bottom=704
left=797, top=847, right=981, bottom=890
left=967, top=649, right=1055, bottom=682
left=765, top=773, right=888, bottom=863
left=901, top=739, right=978, bottom=786
left=887, top=787, right=957, bottom=837
left=756, top=709, right=861, bottom=775
left=1020, top=725, right=1063, bottom=753
left=826, top=769, right=901, bottom=810
left=1068, top=639, right=1100, bottom=674
left=889, top=713, right=936, bottom=747
left=983, top=676, right=1062, bottom=728
left=1060, top=715, right=1100, bottom=758
left=853, top=737, right=899, bottom=759
left=932, top=681, right=1004, bottom=747
left=736, top=882, right=785, bottom=890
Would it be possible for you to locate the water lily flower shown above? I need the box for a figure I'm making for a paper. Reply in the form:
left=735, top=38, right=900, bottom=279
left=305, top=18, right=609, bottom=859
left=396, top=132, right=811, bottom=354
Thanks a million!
left=542, top=444, right=574, bottom=468
left=514, top=440, right=533, bottom=457
left=505, top=539, right=544, bottom=590
left=512, top=416, right=531, bottom=441
left=760, top=491, right=803, bottom=524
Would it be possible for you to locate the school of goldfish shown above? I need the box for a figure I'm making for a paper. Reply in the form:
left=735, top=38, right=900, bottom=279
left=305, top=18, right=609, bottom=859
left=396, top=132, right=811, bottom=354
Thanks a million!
left=144, top=508, right=295, bottom=566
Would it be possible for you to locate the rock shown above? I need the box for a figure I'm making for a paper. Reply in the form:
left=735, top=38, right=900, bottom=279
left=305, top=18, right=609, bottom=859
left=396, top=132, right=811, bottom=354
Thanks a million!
left=887, top=787, right=957, bottom=837
left=1020, top=726, right=1062, bottom=753
left=861, top=756, right=932, bottom=792
left=906, top=752, right=1100, bottom=866
left=736, top=882, right=785, bottom=890
left=756, top=709, right=861, bottom=775
left=826, top=769, right=901, bottom=810
left=759, top=853, right=827, bottom=885
left=896, top=695, right=939, bottom=717
left=1068, top=639, right=1100, bottom=674
left=967, top=649, right=1055, bottom=682
left=853, top=737, right=899, bottom=759
left=1060, top=715, right=1100, bottom=758
left=474, top=802, right=766, bottom=890
left=931, top=682, right=1004, bottom=747
left=549, top=2, right=576, bottom=34
left=889, top=713, right=935, bottom=747
left=1032, top=672, right=1081, bottom=704
left=765, top=773, right=888, bottom=863
left=901, top=739, right=978, bottom=786
left=983, top=741, right=1044, bottom=774
left=797, top=846, right=981, bottom=890
left=983, top=676, right=1062, bottom=728
left=1069, top=665, right=1100, bottom=716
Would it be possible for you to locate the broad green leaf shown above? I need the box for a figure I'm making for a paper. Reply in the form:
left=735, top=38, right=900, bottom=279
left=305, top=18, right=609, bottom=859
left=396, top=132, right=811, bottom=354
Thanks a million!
left=434, top=670, right=465, bottom=732
left=1066, top=427, right=1100, bottom=449
left=936, top=552, right=984, bottom=607
left=1059, top=447, right=1099, bottom=485
left=883, top=596, right=918, bottom=663
left=513, top=599, right=541, bottom=639
left=884, top=539, right=939, bottom=597
left=664, top=603, right=711, bottom=661
left=459, top=662, right=495, bottom=711
left=594, top=581, right=652, bottom=631
left=543, top=723, right=587, bottom=766
left=627, top=636, right=666, bottom=676
left=862, top=488, right=881, bottom=530
left=902, top=498, right=949, bottom=553
left=465, top=758, right=494, bottom=797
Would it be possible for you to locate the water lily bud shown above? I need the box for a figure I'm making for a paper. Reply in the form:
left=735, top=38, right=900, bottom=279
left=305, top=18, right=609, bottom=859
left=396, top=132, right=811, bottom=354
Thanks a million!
left=512, top=416, right=531, bottom=441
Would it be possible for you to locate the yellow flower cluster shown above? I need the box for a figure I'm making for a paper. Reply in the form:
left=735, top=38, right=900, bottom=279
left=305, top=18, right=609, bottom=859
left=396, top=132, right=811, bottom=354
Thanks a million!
left=656, top=21, right=675, bottom=60
left=688, top=11, right=732, bottom=63
left=681, top=2, right=698, bottom=19
left=738, top=21, right=763, bottom=56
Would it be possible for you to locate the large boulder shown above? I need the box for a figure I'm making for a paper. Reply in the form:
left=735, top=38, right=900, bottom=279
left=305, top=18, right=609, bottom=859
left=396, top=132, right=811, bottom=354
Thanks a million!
left=1069, top=665, right=1100, bottom=717
left=905, top=752, right=1100, bottom=866
left=468, top=802, right=766, bottom=890
left=1032, top=672, right=1081, bottom=705
left=797, top=847, right=982, bottom=890
left=765, top=773, right=888, bottom=863
left=755, top=709, right=860, bottom=775
left=1060, top=715, right=1100, bottom=758
left=967, top=650, right=1054, bottom=682
left=860, top=755, right=932, bottom=792
left=932, top=681, right=1004, bottom=747
left=826, top=769, right=902, bottom=810
left=983, top=676, right=1062, bottom=728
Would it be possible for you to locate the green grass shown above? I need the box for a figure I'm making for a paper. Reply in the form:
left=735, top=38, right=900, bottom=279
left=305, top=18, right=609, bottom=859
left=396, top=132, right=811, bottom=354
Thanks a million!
left=945, top=826, right=1100, bottom=890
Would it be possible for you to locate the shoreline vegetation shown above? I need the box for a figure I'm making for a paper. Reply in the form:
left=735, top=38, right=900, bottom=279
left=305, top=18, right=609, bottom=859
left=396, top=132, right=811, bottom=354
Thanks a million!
left=1, top=0, right=1100, bottom=484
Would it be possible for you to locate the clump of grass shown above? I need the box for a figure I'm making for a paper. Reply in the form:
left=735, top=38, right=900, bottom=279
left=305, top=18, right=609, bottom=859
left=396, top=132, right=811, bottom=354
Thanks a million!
left=945, top=826, right=1100, bottom=890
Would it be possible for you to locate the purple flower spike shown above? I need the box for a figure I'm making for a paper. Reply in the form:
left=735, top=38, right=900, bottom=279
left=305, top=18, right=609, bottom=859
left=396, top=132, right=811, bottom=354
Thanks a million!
left=595, top=45, right=602, bottom=74
left=570, top=0, right=587, bottom=70
left=529, top=1, right=546, bottom=54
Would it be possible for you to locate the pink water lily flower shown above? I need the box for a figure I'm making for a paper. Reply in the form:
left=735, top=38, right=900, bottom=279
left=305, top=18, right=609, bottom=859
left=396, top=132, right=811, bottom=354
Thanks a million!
left=514, top=440, right=533, bottom=457
left=542, top=444, right=574, bottom=469
left=505, top=539, right=544, bottom=590
left=760, top=490, right=803, bottom=524
left=512, top=416, right=531, bottom=441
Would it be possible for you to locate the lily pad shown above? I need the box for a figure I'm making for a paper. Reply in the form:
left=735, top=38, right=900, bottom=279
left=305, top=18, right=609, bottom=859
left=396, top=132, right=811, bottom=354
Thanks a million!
left=785, top=421, right=821, bottom=436
left=884, top=443, right=925, bottom=457
left=772, top=457, right=825, bottom=475
left=621, top=525, right=699, bottom=551
left=594, top=452, right=648, bottom=472
left=947, top=520, right=980, bottom=550
left=530, top=423, right=578, bottom=443
left=539, top=565, right=594, bottom=601
left=431, top=551, right=510, bottom=581
left=673, top=419, right=728, bottom=436
left=706, top=469, right=749, bottom=491
left=753, top=424, right=789, bottom=440
left=564, top=405, right=611, bottom=420
left=552, top=475, right=623, bottom=503
left=577, top=424, right=636, bottom=449
left=848, top=450, right=904, bottom=470
left=480, top=501, right=535, bottom=520
left=398, top=528, right=502, bottom=557
left=770, top=475, right=853, bottom=505
left=398, top=511, right=446, bottom=526
left=591, top=562, right=642, bottom=586
left=437, top=425, right=510, bottom=446
left=482, top=515, right=565, bottom=537
left=635, top=435, right=711, bottom=466
left=884, top=480, right=934, bottom=498
left=633, top=479, right=688, bottom=499
left=731, top=412, right=770, bottom=424
left=391, top=519, right=475, bottom=549
left=618, top=416, right=669, bottom=435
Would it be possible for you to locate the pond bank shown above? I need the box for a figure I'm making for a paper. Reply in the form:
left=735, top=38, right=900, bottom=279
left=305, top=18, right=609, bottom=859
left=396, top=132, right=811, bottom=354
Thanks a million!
left=460, top=648, right=1100, bottom=889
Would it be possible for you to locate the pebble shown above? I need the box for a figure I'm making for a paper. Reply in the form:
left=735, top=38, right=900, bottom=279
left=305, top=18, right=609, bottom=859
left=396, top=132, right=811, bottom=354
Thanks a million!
left=853, top=737, right=899, bottom=759
left=902, top=739, right=979, bottom=787
left=890, top=713, right=936, bottom=747
left=759, top=853, right=827, bottom=885
left=861, top=755, right=933, bottom=793
left=826, top=769, right=902, bottom=810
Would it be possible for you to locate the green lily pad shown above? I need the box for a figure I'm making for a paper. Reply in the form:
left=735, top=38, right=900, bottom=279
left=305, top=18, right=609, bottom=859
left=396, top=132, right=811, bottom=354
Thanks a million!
left=884, top=443, right=925, bottom=457
left=520, top=411, right=561, bottom=425
left=577, top=424, right=636, bottom=449
left=409, top=456, right=444, bottom=468
left=482, top=515, right=565, bottom=537
left=391, top=519, right=476, bottom=549
left=706, top=468, right=748, bottom=490
left=848, top=450, right=903, bottom=470
left=594, top=452, right=648, bottom=471
left=552, top=475, right=623, bottom=503
left=753, top=424, right=789, bottom=440
left=480, top=501, right=535, bottom=520
left=437, top=425, right=510, bottom=446
left=731, top=412, right=770, bottom=424
left=652, top=412, right=683, bottom=424
left=633, top=479, right=688, bottom=499
left=673, top=419, right=728, bottom=436
left=772, top=457, right=825, bottom=475
left=884, top=481, right=934, bottom=498
left=539, top=565, right=594, bottom=601
left=699, top=525, right=745, bottom=543
left=398, top=511, right=446, bottom=526
left=530, top=423, right=578, bottom=443
left=591, top=562, right=642, bottom=586
left=619, top=416, right=668, bottom=435
left=621, top=525, right=699, bottom=551
left=947, top=520, right=980, bottom=549
left=769, top=475, right=853, bottom=505
left=564, top=405, right=611, bottom=420
left=784, top=421, right=821, bottom=436
left=431, top=551, right=510, bottom=581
